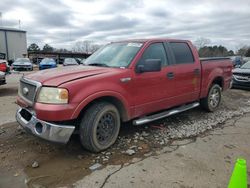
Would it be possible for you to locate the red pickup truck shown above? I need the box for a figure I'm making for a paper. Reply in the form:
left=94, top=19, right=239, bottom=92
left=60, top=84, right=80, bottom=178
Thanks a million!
left=16, top=39, right=232, bottom=152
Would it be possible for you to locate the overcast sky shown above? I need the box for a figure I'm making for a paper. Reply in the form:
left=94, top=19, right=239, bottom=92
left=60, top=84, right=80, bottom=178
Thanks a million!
left=0, top=0, right=250, bottom=50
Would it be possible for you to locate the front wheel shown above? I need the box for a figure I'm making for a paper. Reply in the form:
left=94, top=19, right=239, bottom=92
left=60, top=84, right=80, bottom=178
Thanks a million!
left=201, top=84, right=221, bottom=112
left=79, top=102, right=120, bottom=152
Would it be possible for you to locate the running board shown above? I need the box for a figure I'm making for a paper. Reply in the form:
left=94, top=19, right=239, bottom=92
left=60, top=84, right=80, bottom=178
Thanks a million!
left=133, top=102, right=200, bottom=125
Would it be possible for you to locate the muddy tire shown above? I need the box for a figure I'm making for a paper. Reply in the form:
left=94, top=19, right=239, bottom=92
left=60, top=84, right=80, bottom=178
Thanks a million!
left=201, top=84, right=221, bottom=112
left=79, top=102, right=120, bottom=152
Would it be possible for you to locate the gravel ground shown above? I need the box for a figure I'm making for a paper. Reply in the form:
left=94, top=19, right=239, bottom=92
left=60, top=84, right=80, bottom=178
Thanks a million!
left=113, top=90, right=250, bottom=155
left=74, top=114, right=250, bottom=188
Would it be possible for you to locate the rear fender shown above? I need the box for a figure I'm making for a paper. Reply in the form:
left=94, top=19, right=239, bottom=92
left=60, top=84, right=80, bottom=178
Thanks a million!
left=201, top=68, right=223, bottom=98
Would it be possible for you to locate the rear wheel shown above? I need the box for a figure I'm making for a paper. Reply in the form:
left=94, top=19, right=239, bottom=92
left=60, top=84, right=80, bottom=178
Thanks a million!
left=79, top=102, right=120, bottom=152
left=201, top=84, right=221, bottom=112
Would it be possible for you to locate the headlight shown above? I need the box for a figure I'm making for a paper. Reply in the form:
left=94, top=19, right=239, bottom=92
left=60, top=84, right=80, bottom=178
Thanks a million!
left=37, top=87, right=68, bottom=104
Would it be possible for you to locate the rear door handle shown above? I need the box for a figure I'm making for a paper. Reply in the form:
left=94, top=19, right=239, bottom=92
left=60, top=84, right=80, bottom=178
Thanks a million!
left=194, top=68, right=200, bottom=75
left=167, top=72, right=174, bottom=79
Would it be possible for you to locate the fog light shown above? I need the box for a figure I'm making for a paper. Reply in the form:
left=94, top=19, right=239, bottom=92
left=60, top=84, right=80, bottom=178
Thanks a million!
left=35, top=122, right=43, bottom=134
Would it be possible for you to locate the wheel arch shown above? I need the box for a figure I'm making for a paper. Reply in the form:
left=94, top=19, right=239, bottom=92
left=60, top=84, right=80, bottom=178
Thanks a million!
left=211, top=76, right=224, bottom=88
left=203, top=76, right=224, bottom=98
left=72, top=91, right=131, bottom=122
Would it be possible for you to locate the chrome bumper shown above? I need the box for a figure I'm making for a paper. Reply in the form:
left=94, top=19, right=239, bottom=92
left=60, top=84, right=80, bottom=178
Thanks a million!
left=16, top=107, right=75, bottom=144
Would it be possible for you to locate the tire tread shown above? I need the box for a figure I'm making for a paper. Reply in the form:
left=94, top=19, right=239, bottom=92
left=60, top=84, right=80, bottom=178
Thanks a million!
left=200, top=84, right=221, bottom=112
left=79, top=101, right=120, bottom=152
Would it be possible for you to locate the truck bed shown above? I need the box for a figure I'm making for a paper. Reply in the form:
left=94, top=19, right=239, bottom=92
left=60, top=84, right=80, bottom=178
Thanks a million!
left=200, top=57, right=230, bottom=62
left=200, top=57, right=232, bottom=98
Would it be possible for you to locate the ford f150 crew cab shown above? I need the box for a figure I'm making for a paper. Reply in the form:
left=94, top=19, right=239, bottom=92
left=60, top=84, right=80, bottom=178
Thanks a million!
left=16, top=39, right=233, bottom=152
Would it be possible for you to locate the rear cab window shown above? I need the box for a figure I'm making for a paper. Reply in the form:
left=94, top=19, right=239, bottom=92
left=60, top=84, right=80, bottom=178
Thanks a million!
left=169, top=42, right=194, bottom=64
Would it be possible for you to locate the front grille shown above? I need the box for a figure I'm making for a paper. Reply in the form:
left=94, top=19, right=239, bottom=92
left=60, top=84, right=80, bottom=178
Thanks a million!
left=19, top=78, right=41, bottom=104
left=233, top=73, right=250, bottom=82
left=14, top=65, right=31, bottom=68
left=41, top=65, right=52, bottom=68
left=233, top=73, right=250, bottom=77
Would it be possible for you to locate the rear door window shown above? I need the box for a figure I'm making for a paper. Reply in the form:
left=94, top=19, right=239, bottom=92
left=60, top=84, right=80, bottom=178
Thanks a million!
left=169, top=42, right=194, bottom=64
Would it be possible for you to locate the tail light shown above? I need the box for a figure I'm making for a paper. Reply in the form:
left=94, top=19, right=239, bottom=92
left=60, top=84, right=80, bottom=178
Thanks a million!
left=0, top=63, right=7, bottom=72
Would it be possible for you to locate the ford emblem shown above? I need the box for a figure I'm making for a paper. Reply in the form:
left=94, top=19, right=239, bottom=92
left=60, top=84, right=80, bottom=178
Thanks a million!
left=23, top=87, right=29, bottom=95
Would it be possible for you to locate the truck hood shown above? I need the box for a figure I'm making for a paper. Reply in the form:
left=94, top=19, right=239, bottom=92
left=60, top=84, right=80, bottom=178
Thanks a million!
left=25, top=65, right=112, bottom=86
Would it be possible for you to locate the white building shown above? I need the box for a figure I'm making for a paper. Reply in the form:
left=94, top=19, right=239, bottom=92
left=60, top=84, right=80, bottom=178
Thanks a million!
left=0, top=27, right=27, bottom=60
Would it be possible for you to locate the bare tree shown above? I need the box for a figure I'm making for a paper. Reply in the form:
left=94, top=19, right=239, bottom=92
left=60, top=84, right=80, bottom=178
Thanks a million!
left=27, top=43, right=40, bottom=52
left=246, top=48, right=250, bottom=57
left=90, top=44, right=102, bottom=53
left=42, top=44, right=54, bottom=52
left=72, top=41, right=89, bottom=53
left=194, top=37, right=211, bottom=50
left=72, top=40, right=101, bottom=54
left=198, top=45, right=232, bottom=57
left=237, top=45, right=249, bottom=56
left=55, top=48, right=70, bottom=53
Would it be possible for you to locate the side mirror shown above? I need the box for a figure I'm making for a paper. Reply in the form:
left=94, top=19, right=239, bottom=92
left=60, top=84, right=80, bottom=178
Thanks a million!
left=136, top=59, right=161, bottom=73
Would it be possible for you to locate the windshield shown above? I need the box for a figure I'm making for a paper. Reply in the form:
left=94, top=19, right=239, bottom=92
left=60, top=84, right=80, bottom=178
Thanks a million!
left=41, top=58, right=55, bottom=63
left=15, top=58, right=30, bottom=63
left=241, top=61, right=250, bottom=69
left=84, top=42, right=143, bottom=68
left=81, top=59, right=86, bottom=64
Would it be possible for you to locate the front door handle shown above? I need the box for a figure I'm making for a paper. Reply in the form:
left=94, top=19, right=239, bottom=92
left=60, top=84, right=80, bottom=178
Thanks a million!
left=167, top=72, right=174, bottom=79
left=194, top=68, right=200, bottom=76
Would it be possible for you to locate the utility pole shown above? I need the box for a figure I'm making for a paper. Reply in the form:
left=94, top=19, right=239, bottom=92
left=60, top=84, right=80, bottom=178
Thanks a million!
left=18, top=20, right=21, bottom=29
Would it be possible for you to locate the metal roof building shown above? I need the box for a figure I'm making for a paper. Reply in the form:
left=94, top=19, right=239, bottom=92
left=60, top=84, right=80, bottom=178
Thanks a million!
left=0, top=27, right=27, bottom=60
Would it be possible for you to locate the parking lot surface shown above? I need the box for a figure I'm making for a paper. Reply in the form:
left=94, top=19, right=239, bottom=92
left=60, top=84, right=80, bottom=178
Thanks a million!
left=0, top=73, right=250, bottom=188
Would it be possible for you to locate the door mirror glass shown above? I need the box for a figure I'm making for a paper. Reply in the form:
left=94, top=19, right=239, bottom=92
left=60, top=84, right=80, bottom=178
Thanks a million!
left=136, top=59, right=161, bottom=73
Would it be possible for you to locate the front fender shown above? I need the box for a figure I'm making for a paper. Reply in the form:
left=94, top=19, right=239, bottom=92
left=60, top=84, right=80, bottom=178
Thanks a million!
left=71, top=90, right=131, bottom=120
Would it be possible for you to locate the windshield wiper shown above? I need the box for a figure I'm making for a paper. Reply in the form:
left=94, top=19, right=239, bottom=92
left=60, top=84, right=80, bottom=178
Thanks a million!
left=88, top=63, right=109, bottom=67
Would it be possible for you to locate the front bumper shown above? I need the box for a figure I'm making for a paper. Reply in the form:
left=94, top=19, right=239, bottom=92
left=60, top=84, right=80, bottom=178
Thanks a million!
left=16, top=107, right=75, bottom=143
left=0, top=77, right=6, bottom=85
left=39, top=65, right=56, bottom=70
left=13, top=65, right=32, bottom=70
left=232, top=78, right=250, bottom=89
